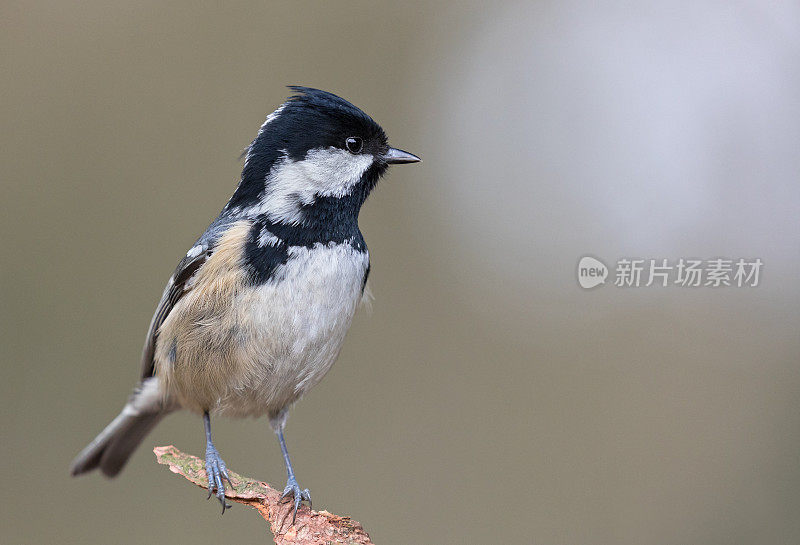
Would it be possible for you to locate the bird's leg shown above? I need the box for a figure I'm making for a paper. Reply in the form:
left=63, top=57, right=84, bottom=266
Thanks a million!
left=276, top=426, right=311, bottom=525
left=203, top=411, right=232, bottom=513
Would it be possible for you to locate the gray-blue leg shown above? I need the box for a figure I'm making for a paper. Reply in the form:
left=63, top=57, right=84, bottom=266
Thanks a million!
left=203, top=411, right=232, bottom=514
left=276, top=427, right=311, bottom=524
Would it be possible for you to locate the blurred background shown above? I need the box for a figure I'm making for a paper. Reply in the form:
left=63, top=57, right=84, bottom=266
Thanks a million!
left=2, top=1, right=799, bottom=543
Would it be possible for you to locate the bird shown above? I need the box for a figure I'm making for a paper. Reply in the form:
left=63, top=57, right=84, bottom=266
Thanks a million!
left=70, top=87, right=420, bottom=521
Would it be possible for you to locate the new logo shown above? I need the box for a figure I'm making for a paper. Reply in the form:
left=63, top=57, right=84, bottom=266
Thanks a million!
left=577, top=256, right=608, bottom=289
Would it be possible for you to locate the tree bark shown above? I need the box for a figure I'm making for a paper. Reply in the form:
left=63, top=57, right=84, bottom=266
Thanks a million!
left=154, top=445, right=374, bottom=545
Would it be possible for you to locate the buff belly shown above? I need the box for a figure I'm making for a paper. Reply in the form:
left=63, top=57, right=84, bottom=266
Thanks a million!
left=154, top=221, right=369, bottom=418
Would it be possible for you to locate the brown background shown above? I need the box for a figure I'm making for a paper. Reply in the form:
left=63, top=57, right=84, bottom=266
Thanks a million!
left=2, top=1, right=799, bottom=544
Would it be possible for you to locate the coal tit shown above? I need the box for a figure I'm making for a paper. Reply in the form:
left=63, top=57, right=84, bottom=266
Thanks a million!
left=70, top=87, right=420, bottom=521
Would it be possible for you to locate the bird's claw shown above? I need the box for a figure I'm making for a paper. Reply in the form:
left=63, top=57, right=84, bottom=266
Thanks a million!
left=205, top=447, right=233, bottom=514
left=280, top=477, right=311, bottom=526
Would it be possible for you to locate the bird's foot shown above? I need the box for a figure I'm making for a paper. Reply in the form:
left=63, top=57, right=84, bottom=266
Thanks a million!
left=280, top=476, right=311, bottom=526
left=204, top=446, right=233, bottom=514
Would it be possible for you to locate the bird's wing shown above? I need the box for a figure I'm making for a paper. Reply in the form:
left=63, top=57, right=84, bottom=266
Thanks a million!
left=139, top=218, right=235, bottom=380
left=139, top=248, right=209, bottom=380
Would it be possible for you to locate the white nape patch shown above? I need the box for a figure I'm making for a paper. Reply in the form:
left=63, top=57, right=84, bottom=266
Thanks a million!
left=186, top=244, right=204, bottom=258
left=257, top=226, right=281, bottom=247
left=242, top=104, right=287, bottom=169
left=244, top=148, right=374, bottom=225
left=262, top=103, right=286, bottom=127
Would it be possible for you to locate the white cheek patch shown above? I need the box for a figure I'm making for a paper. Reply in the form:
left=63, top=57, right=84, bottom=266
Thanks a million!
left=248, top=148, right=374, bottom=225
left=299, top=147, right=375, bottom=198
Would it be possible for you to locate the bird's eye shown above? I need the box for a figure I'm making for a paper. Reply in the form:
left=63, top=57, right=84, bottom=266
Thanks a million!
left=345, top=137, right=363, bottom=154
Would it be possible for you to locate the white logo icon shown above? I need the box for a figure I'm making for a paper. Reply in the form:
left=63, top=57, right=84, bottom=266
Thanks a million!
left=577, top=256, right=608, bottom=289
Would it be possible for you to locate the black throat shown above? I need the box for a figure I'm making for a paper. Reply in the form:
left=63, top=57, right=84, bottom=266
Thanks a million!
left=238, top=191, right=369, bottom=286
left=228, top=150, right=385, bottom=286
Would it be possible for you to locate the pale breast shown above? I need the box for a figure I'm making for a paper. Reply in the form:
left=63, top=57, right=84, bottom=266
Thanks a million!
left=155, top=219, right=369, bottom=417
left=225, top=243, right=369, bottom=416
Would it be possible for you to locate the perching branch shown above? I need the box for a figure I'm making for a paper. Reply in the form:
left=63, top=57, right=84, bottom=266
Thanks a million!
left=154, top=446, right=374, bottom=545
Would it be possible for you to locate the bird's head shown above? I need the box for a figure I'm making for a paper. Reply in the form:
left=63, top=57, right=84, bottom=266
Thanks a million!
left=226, top=87, right=419, bottom=226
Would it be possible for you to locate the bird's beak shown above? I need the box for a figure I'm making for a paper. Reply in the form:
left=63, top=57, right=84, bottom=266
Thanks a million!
left=383, top=147, right=421, bottom=164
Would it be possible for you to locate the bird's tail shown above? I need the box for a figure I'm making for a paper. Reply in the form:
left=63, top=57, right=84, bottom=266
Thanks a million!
left=70, top=378, right=170, bottom=478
